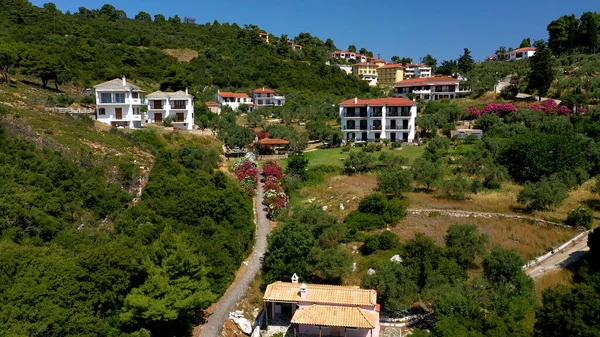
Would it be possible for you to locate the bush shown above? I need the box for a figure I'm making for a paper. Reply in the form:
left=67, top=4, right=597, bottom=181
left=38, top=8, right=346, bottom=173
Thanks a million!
left=358, top=193, right=387, bottom=214
left=286, top=154, right=309, bottom=179
left=500, top=85, right=519, bottom=100
left=382, top=197, right=409, bottom=224
left=344, top=211, right=386, bottom=231
left=377, top=168, right=413, bottom=197
left=470, top=179, right=483, bottom=194
left=379, top=152, right=408, bottom=167
left=56, top=94, right=75, bottom=107
left=343, top=151, right=375, bottom=175
left=362, top=144, right=382, bottom=153
left=80, top=95, right=95, bottom=106
left=565, top=206, right=593, bottom=229
left=441, top=177, right=471, bottom=200
left=517, top=177, right=568, bottom=211
left=390, top=141, right=402, bottom=149
left=377, top=231, right=400, bottom=250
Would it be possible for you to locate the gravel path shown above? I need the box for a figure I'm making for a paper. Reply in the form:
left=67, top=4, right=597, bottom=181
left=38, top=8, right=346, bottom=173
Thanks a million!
left=526, top=232, right=590, bottom=279
left=200, top=176, right=270, bottom=337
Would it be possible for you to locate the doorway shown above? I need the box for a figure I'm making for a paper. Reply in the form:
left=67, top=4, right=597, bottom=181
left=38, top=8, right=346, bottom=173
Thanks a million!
left=154, top=113, right=163, bottom=123
left=390, top=132, right=396, bottom=142
left=115, top=108, right=122, bottom=120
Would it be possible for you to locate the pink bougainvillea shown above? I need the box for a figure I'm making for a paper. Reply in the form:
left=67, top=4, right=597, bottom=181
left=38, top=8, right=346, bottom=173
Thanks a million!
left=264, top=180, right=283, bottom=193
left=235, top=160, right=259, bottom=185
left=558, top=105, right=572, bottom=115
left=466, top=103, right=517, bottom=118
left=529, top=99, right=571, bottom=115
left=262, top=160, right=283, bottom=181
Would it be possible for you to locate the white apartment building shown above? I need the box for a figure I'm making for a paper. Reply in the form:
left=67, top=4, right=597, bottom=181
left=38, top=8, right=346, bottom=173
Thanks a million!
left=394, top=77, right=471, bottom=101
left=331, top=50, right=368, bottom=63
left=508, top=47, right=536, bottom=60
left=404, top=63, right=432, bottom=79
left=339, top=97, right=417, bottom=143
left=147, top=89, right=195, bottom=130
left=217, top=91, right=253, bottom=111
left=94, top=77, right=145, bottom=128
left=251, top=88, right=286, bottom=108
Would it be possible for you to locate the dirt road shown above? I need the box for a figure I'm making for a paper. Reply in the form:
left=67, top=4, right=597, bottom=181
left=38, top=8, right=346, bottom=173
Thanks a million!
left=199, top=176, right=270, bottom=337
left=526, top=232, right=590, bottom=279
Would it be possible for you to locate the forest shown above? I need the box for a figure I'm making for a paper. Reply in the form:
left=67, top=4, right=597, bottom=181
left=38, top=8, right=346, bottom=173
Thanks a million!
left=0, top=115, right=254, bottom=336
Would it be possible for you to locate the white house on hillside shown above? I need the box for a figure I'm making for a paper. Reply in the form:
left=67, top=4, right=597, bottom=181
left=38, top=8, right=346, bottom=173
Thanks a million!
left=147, top=89, right=195, bottom=130
left=339, top=97, right=417, bottom=143
left=251, top=88, right=286, bottom=108
left=508, top=47, right=536, bottom=60
left=217, top=91, right=253, bottom=111
left=394, top=77, right=470, bottom=101
left=94, top=77, right=145, bottom=128
left=404, top=63, right=432, bottom=79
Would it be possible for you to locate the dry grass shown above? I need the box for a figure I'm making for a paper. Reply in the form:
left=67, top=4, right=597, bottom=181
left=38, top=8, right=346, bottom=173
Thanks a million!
left=534, top=269, right=573, bottom=297
left=297, top=174, right=377, bottom=219
left=391, top=214, right=577, bottom=260
left=162, top=48, right=199, bottom=62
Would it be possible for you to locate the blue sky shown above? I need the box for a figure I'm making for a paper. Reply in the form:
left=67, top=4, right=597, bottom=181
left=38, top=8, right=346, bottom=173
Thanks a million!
left=33, top=0, right=597, bottom=62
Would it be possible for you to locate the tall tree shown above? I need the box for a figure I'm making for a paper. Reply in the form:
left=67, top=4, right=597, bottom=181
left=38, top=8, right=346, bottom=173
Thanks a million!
left=528, top=40, right=554, bottom=100
left=579, top=12, right=600, bottom=54
left=547, top=14, right=580, bottom=55
left=347, top=44, right=357, bottom=52
left=457, top=48, right=474, bottom=74
left=519, top=38, right=531, bottom=48
left=400, top=57, right=413, bottom=65
left=495, top=46, right=508, bottom=61
left=421, top=54, right=437, bottom=69
left=445, top=224, right=488, bottom=269
left=134, top=11, right=151, bottom=21
left=0, top=43, right=17, bottom=83
left=359, top=47, right=368, bottom=55
left=391, top=55, right=401, bottom=63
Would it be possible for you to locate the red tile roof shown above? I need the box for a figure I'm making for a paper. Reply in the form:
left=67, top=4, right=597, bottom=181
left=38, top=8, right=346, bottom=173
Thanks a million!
left=512, top=47, right=536, bottom=53
left=264, top=282, right=377, bottom=306
left=253, top=88, right=276, bottom=94
left=339, top=97, right=416, bottom=107
left=378, top=63, right=405, bottom=69
left=258, top=138, right=289, bottom=145
left=291, top=305, right=378, bottom=329
left=219, top=92, right=249, bottom=98
left=394, top=77, right=459, bottom=88
left=205, top=101, right=219, bottom=106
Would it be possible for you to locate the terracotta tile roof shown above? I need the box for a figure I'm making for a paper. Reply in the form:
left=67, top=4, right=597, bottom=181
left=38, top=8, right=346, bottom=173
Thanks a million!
left=394, top=76, right=460, bottom=88
left=258, top=138, right=289, bottom=145
left=291, top=305, right=377, bottom=329
left=253, top=88, right=276, bottom=94
left=219, top=92, right=249, bottom=98
left=264, top=282, right=377, bottom=306
left=378, top=63, right=405, bottom=69
left=339, top=97, right=416, bottom=107
left=205, top=101, right=219, bottom=106
left=406, top=63, right=427, bottom=67
left=512, top=47, right=536, bottom=53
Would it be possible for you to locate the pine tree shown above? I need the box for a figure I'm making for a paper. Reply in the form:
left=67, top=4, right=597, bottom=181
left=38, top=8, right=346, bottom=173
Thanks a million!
left=528, top=40, right=555, bottom=100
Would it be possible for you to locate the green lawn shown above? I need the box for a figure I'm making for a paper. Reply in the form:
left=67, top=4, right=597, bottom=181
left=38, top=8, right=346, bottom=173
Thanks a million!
left=278, top=145, right=426, bottom=168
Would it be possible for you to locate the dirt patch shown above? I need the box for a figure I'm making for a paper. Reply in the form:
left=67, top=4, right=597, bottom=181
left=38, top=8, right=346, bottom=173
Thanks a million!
left=162, top=48, right=199, bottom=62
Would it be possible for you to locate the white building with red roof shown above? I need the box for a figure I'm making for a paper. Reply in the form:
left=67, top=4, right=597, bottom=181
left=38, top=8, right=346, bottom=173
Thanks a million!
left=404, top=63, right=432, bottom=79
left=508, top=47, right=536, bottom=60
left=394, top=77, right=470, bottom=101
left=339, top=97, right=417, bottom=143
left=216, top=91, right=253, bottom=111
left=264, top=275, right=380, bottom=337
left=331, top=50, right=368, bottom=63
left=250, top=87, right=286, bottom=108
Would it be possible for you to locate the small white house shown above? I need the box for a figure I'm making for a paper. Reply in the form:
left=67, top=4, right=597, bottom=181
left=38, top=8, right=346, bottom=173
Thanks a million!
left=94, top=77, right=145, bottom=128
left=251, top=88, right=286, bottom=108
left=147, top=89, right=195, bottom=130
left=217, top=91, right=252, bottom=111
left=508, top=47, right=536, bottom=60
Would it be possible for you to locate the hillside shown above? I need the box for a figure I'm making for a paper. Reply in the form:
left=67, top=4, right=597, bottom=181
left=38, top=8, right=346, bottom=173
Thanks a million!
left=0, top=0, right=371, bottom=104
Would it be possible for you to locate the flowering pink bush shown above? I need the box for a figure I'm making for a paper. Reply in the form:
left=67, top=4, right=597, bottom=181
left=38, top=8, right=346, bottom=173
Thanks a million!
left=262, top=160, right=283, bottom=181
left=466, top=103, right=517, bottom=118
left=264, top=180, right=283, bottom=193
left=558, top=105, right=572, bottom=115
left=235, top=160, right=259, bottom=196
left=530, top=104, right=542, bottom=112
left=529, top=99, right=571, bottom=115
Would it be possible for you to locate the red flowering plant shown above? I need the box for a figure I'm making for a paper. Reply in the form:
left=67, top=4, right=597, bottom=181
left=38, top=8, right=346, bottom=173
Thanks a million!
left=264, top=180, right=283, bottom=193
left=466, top=103, right=517, bottom=118
left=262, top=160, right=283, bottom=181
left=234, top=159, right=259, bottom=195
left=529, top=99, right=571, bottom=115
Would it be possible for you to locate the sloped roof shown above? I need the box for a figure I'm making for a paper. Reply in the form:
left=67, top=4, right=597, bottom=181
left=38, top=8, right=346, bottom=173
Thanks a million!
left=146, top=90, right=193, bottom=99
left=378, top=63, right=406, bottom=69
left=257, top=138, right=289, bottom=145
left=264, top=282, right=377, bottom=306
left=94, top=78, right=143, bottom=92
left=291, top=305, right=377, bottom=329
left=205, top=101, right=220, bottom=106
left=512, top=47, right=536, bottom=53
left=253, top=88, right=276, bottom=94
left=394, top=77, right=460, bottom=88
left=219, top=92, right=249, bottom=98
left=339, top=97, right=416, bottom=107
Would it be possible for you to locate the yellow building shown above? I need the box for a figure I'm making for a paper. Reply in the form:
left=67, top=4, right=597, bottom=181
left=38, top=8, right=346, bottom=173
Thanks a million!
left=351, top=62, right=380, bottom=86
left=376, top=63, right=406, bottom=86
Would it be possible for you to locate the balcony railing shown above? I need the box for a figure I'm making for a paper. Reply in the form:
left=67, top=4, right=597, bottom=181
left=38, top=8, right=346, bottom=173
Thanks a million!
left=344, top=113, right=367, bottom=118
left=387, top=125, right=411, bottom=130
left=370, top=112, right=382, bottom=117
left=387, top=112, right=411, bottom=117
left=370, top=125, right=382, bottom=130
left=342, top=126, right=368, bottom=130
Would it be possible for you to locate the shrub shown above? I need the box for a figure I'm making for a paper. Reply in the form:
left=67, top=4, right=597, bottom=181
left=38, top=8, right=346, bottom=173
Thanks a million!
left=377, top=231, right=400, bottom=250
left=56, top=94, right=75, bottom=107
left=467, top=103, right=517, bottom=118
left=390, top=141, right=402, bottom=149
left=360, top=235, right=380, bottom=255
left=441, top=177, right=471, bottom=200
left=379, top=152, right=408, bottom=167
left=382, top=197, right=409, bottom=224
left=358, top=193, right=387, bottom=214
left=470, top=179, right=483, bottom=194
left=344, top=211, right=386, bottom=231
left=377, top=168, right=413, bottom=197
left=343, top=152, right=375, bottom=175
left=262, top=160, right=283, bottom=181
left=500, top=85, right=519, bottom=100
left=286, top=154, right=309, bottom=179
left=517, top=177, right=568, bottom=211
left=565, top=206, right=593, bottom=229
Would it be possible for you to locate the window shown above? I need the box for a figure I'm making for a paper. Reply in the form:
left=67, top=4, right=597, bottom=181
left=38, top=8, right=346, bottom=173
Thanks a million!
left=100, top=93, right=112, bottom=103
left=172, top=100, right=186, bottom=109
left=132, top=92, right=139, bottom=99
left=258, top=100, right=263, bottom=105
left=133, top=108, right=140, bottom=115
left=98, top=108, right=106, bottom=115
left=114, top=93, right=126, bottom=103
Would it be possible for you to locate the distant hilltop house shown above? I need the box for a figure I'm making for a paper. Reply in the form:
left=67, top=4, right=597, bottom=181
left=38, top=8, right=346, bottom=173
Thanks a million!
left=216, top=88, right=286, bottom=112
left=259, top=32, right=270, bottom=43
left=263, top=274, right=381, bottom=337
left=339, top=97, right=417, bottom=143
left=94, top=77, right=145, bottom=128
left=331, top=50, right=369, bottom=63
left=394, top=77, right=471, bottom=101
left=146, top=89, right=195, bottom=130
left=508, top=47, right=536, bottom=60
left=287, top=40, right=303, bottom=50
left=377, top=63, right=406, bottom=87
left=404, top=63, right=432, bottom=79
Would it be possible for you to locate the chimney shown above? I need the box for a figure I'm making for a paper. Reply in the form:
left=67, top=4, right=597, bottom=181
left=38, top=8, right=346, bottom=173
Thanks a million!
left=291, top=273, right=299, bottom=284
left=354, top=97, right=358, bottom=104
left=122, top=76, right=126, bottom=86
left=300, top=283, right=308, bottom=299
left=185, top=88, right=188, bottom=95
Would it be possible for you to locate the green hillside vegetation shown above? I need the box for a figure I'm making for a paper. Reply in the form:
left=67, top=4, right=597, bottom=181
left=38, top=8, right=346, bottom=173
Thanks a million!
left=0, top=101, right=254, bottom=336
left=0, top=0, right=371, bottom=103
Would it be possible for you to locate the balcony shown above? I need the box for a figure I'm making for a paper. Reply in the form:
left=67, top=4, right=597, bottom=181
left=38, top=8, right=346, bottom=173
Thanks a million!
left=342, top=126, right=368, bottom=131
left=387, top=125, right=411, bottom=131
left=370, top=112, right=382, bottom=117
left=387, top=111, right=411, bottom=117
left=413, top=89, right=431, bottom=94
left=343, top=113, right=367, bottom=118
left=370, top=125, right=382, bottom=130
